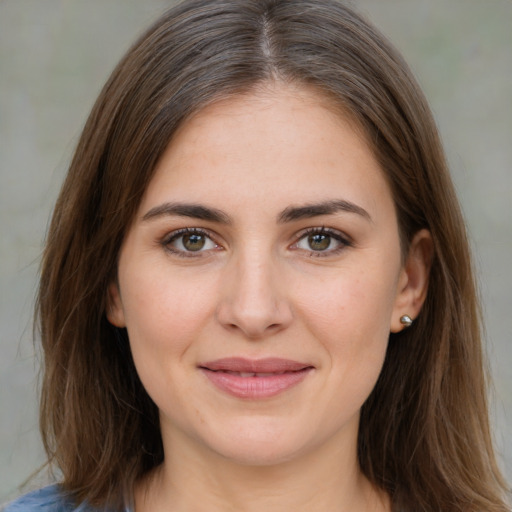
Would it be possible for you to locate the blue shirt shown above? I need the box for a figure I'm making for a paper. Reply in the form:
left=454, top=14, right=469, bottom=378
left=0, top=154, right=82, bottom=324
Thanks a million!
left=3, top=486, right=131, bottom=512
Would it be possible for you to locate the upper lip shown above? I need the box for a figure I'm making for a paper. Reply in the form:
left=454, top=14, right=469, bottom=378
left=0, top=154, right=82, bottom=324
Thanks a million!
left=199, top=357, right=312, bottom=373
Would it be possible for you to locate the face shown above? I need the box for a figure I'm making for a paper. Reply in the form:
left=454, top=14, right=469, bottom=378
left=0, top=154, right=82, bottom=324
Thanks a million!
left=108, top=83, right=429, bottom=467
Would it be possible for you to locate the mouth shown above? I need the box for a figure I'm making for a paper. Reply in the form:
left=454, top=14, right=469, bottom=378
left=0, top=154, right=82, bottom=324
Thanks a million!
left=198, top=357, right=314, bottom=399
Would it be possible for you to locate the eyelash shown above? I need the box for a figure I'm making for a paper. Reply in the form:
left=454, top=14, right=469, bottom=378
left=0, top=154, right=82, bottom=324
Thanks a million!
left=292, top=227, right=352, bottom=257
left=161, top=228, right=221, bottom=258
left=161, top=226, right=352, bottom=258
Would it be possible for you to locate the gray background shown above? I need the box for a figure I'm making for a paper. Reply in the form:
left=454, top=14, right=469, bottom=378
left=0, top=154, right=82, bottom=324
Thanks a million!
left=1, top=0, right=511, bottom=502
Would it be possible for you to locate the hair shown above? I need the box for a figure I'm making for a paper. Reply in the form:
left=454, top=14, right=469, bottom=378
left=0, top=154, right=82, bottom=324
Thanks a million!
left=36, top=0, right=509, bottom=510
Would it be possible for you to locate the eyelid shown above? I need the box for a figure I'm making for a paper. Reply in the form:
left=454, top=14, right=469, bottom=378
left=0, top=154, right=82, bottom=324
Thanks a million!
left=290, top=226, right=353, bottom=256
left=161, top=227, right=223, bottom=257
left=159, top=226, right=352, bottom=258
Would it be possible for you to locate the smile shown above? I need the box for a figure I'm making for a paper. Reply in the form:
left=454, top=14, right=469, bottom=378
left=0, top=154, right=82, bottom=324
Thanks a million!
left=199, top=358, right=314, bottom=399
left=223, top=371, right=289, bottom=377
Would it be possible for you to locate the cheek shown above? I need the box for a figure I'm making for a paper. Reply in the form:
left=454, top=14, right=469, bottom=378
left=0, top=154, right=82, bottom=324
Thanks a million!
left=294, top=265, right=398, bottom=375
left=119, top=271, right=213, bottom=424
left=300, top=269, right=396, bottom=333
left=118, top=265, right=216, bottom=378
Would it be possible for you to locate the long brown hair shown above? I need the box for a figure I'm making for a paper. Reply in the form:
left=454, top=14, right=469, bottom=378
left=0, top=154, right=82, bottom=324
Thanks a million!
left=37, top=0, right=509, bottom=510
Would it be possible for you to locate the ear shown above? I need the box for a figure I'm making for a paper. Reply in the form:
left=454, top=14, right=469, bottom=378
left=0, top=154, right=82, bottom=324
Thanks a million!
left=390, top=229, right=433, bottom=333
left=106, top=281, right=126, bottom=328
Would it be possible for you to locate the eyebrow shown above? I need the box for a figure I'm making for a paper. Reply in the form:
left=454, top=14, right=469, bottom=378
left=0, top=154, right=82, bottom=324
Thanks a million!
left=141, top=199, right=371, bottom=225
left=277, top=199, right=372, bottom=223
left=142, top=202, right=231, bottom=224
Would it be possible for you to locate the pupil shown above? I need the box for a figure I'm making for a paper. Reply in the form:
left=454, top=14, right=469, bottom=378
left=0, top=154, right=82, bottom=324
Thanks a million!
left=308, top=233, right=330, bottom=251
left=183, top=233, right=205, bottom=251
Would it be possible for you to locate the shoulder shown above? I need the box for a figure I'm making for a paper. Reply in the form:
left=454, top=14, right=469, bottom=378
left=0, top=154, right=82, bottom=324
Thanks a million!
left=2, top=485, right=96, bottom=512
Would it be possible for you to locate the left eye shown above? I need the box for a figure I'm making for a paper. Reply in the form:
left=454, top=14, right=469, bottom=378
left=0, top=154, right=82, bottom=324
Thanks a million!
left=165, top=230, right=218, bottom=253
left=294, top=230, right=348, bottom=254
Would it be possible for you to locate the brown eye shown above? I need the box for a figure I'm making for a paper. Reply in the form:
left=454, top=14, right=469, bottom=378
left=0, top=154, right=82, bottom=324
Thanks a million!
left=165, top=229, right=218, bottom=255
left=293, top=228, right=350, bottom=256
left=182, top=233, right=206, bottom=251
left=307, top=233, right=331, bottom=251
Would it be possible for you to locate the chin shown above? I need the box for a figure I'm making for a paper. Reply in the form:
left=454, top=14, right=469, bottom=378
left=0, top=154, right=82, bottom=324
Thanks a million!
left=213, top=440, right=304, bottom=467
left=197, top=417, right=324, bottom=467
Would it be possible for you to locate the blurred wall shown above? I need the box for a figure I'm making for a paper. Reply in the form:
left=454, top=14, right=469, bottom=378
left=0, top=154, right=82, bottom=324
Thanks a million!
left=1, top=0, right=511, bottom=502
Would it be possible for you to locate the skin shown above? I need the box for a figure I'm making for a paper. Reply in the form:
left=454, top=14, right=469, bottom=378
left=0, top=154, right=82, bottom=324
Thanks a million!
left=108, top=82, right=432, bottom=512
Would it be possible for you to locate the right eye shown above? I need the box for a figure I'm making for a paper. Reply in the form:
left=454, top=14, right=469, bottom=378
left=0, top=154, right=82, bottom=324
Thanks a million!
left=163, top=228, right=220, bottom=256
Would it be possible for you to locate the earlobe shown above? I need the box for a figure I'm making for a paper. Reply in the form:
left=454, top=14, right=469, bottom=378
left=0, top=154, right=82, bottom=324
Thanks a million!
left=391, top=229, right=433, bottom=333
left=106, top=281, right=126, bottom=328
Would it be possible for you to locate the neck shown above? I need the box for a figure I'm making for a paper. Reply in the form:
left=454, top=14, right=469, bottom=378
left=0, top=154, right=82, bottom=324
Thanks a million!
left=135, top=428, right=390, bottom=512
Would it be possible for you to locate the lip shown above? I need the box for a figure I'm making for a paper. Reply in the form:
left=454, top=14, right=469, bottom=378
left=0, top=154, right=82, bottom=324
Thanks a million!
left=199, top=357, right=314, bottom=399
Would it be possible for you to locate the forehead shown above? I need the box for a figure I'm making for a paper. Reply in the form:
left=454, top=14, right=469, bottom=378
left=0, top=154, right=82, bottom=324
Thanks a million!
left=139, top=82, right=393, bottom=220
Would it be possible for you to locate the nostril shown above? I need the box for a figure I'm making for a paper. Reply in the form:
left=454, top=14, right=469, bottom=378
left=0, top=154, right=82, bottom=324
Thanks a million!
left=215, top=290, right=293, bottom=338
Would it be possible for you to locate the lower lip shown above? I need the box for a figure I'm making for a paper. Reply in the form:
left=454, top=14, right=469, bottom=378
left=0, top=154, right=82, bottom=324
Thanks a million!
left=200, top=368, right=312, bottom=399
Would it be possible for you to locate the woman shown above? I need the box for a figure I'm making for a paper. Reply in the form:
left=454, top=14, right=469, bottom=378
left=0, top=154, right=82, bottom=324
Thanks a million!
left=5, top=0, right=509, bottom=510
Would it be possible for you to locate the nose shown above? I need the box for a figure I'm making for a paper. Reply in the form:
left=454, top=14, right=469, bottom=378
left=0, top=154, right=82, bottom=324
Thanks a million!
left=215, top=251, right=293, bottom=339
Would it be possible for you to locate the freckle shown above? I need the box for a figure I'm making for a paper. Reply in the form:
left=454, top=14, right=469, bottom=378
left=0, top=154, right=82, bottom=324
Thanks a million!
left=194, top=407, right=206, bottom=424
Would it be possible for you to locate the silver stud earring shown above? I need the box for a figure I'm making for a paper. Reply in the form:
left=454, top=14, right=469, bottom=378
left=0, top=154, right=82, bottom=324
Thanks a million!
left=400, top=315, right=413, bottom=328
